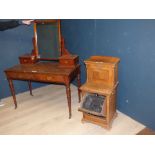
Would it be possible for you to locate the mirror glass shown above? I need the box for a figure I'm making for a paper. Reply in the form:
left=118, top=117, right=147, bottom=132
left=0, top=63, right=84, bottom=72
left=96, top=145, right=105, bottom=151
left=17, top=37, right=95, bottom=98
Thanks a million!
left=36, top=21, right=60, bottom=59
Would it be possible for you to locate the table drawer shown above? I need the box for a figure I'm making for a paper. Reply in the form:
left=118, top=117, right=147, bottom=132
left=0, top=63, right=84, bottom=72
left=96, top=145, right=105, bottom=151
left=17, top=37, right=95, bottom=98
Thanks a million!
left=6, top=72, right=34, bottom=80
left=6, top=72, right=64, bottom=83
left=33, top=74, right=64, bottom=83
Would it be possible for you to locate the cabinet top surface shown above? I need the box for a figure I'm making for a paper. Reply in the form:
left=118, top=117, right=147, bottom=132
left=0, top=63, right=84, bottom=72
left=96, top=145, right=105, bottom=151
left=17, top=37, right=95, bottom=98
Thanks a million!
left=85, top=56, right=120, bottom=65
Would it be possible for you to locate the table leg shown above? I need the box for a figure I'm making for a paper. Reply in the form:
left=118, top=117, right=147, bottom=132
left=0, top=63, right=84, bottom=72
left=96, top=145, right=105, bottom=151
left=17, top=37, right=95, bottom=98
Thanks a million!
left=8, top=79, right=17, bottom=109
left=28, top=81, right=33, bottom=96
left=77, top=71, right=81, bottom=103
left=65, top=84, right=71, bottom=119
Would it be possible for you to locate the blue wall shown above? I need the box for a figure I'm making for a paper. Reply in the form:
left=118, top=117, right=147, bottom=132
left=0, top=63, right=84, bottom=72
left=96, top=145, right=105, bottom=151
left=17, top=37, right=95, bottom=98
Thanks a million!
left=61, top=19, right=155, bottom=130
left=0, top=20, right=44, bottom=99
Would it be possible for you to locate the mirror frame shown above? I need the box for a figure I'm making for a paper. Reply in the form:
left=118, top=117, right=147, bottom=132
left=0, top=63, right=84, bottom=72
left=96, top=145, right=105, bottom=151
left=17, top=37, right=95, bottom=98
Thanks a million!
left=33, top=19, right=62, bottom=60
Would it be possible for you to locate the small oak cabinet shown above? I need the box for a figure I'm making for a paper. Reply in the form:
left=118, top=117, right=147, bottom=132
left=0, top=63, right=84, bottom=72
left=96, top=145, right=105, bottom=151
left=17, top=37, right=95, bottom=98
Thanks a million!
left=79, top=56, right=120, bottom=129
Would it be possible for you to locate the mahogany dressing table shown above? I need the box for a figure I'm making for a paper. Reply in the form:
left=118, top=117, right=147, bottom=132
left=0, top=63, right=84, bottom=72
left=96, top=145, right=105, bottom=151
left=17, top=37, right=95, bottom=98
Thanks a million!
left=4, top=20, right=81, bottom=119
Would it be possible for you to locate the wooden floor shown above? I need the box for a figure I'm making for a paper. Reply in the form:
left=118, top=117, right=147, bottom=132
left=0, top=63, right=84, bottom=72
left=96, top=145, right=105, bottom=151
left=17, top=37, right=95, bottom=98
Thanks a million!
left=0, top=84, right=145, bottom=135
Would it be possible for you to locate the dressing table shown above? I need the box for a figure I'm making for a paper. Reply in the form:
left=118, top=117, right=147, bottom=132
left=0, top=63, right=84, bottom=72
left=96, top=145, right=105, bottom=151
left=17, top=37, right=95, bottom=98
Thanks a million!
left=4, top=20, right=81, bottom=119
